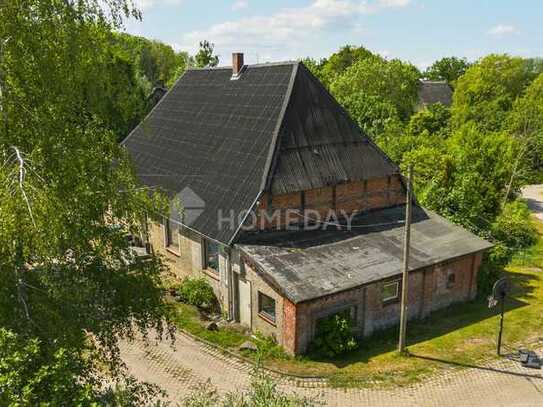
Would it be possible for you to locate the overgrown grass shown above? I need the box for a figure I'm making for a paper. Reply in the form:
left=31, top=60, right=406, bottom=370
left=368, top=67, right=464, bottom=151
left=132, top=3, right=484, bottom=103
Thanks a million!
left=170, top=302, right=247, bottom=349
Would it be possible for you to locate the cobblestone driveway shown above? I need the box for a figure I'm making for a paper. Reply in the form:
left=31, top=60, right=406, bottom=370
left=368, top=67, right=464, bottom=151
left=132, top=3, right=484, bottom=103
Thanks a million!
left=121, top=331, right=543, bottom=407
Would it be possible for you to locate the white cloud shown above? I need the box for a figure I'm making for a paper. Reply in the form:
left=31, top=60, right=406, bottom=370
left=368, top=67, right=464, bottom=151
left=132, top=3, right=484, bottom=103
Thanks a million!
left=179, top=0, right=411, bottom=61
left=232, top=0, right=248, bottom=10
left=134, top=0, right=182, bottom=11
left=487, top=24, right=518, bottom=37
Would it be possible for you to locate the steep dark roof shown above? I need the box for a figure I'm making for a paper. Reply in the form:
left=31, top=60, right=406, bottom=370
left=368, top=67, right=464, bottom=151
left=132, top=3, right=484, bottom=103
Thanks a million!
left=268, top=64, right=398, bottom=195
left=417, top=80, right=453, bottom=108
left=238, top=205, right=493, bottom=303
left=123, top=64, right=296, bottom=243
left=123, top=62, right=399, bottom=244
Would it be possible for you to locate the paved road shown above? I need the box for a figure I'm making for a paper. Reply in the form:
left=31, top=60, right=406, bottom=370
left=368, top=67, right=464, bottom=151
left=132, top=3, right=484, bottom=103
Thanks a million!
left=121, top=331, right=543, bottom=406
left=122, top=185, right=543, bottom=406
left=522, top=184, right=543, bottom=221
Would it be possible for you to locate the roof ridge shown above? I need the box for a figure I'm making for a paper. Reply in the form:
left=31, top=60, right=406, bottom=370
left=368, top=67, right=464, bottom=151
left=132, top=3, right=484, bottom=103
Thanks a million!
left=187, top=60, right=298, bottom=72
left=227, top=61, right=300, bottom=245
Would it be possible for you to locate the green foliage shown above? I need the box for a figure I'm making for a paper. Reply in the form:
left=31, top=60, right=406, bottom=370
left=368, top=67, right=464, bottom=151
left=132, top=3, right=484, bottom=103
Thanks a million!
left=491, top=200, right=537, bottom=249
left=339, top=93, right=400, bottom=138
left=300, top=57, right=327, bottom=85
left=407, top=103, right=451, bottom=137
left=251, top=332, right=289, bottom=360
left=424, top=56, right=471, bottom=85
left=331, top=55, right=421, bottom=121
left=413, top=124, right=524, bottom=235
left=108, top=33, right=188, bottom=139
left=0, top=329, right=95, bottom=406
left=0, top=0, right=171, bottom=403
left=178, top=278, right=217, bottom=309
left=309, top=311, right=358, bottom=358
left=195, top=40, right=219, bottom=68
left=506, top=73, right=543, bottom=174
left=318, top=45, right=375, bottom=86
left=451, top=54, right=534, bottom=132
left=477, top=245, right=509, bottom=298
left=183, top=369, right=320, bottom=407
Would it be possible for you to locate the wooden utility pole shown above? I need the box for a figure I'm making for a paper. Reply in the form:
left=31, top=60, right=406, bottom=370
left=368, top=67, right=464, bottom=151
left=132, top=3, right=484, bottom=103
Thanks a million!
left=398, top=164, right=413, bottom=355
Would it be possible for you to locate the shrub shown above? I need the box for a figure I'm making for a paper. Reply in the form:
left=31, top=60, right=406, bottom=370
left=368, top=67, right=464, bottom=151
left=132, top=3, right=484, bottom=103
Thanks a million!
left=251, top=332, right=289, bottom=360
left=491, top=200, right=537, bottom=249
left=309, top=310, right=358, bottom=358
left=477, top=245, right=508, bottom=298
left=177, top=278, right=217, bottom=309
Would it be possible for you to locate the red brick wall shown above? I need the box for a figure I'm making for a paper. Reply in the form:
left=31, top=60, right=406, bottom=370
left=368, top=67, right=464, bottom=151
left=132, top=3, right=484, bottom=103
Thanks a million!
left=282, top=252, right=482, bottom=354
left=249, top=175, right=405, bottom=231
left=282, top=299, right=297, bottom=353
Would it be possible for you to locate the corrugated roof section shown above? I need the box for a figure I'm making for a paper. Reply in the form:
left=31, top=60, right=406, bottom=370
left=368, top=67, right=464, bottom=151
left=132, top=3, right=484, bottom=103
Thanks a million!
left=269, top=64, right=399, bottom=195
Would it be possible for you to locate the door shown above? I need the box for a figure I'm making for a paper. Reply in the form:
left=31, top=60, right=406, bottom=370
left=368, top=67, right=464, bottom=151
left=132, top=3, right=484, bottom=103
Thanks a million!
left=238, top=278, right=252, bottom=327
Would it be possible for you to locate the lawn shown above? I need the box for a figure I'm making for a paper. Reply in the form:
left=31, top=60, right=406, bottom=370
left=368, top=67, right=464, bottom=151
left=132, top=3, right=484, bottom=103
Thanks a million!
left=170, top=219, right=543, bottom=389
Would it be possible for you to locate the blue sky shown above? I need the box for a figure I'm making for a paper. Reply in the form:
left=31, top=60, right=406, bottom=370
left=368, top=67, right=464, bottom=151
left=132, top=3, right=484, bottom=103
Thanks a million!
left=126, top=0, right=543, bottom=69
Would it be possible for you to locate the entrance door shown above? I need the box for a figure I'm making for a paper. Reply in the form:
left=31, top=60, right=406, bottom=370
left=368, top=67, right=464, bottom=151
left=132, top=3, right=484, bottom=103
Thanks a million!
left=238, top=278, right=252, bottom=327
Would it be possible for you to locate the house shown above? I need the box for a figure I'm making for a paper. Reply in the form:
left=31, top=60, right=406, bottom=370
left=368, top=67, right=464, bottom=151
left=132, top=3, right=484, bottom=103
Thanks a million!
left=416, top=79, right=453, bottom=111
left=123, top=53, right=492, bottom=355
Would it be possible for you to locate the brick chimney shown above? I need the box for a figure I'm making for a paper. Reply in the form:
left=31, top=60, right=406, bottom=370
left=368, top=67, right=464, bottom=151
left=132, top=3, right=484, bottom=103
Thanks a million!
left=232, top=52, right=244, bottom=79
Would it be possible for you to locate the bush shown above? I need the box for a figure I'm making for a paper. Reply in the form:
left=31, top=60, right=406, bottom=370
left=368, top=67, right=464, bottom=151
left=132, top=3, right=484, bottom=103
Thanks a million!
left=309, top=310, right=358, bottom=358
left=177, top=278, right=217, bottom=309
left=251, top=332, right=289, bottom=360
left=491, top=200, right=537, bottom=249
left=477, top=245, right=508, bottom=298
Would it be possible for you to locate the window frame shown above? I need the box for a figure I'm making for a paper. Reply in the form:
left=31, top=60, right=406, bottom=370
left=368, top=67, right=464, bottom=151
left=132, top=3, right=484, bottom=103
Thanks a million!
left=203, top=239, right=220, bottom=274
left=164, top=218, right=181, bottom=255
left=257, top=291, right=276, bottom=324
left=382, top=280, right=400, bottom=303
left=446, top=272, right=456, bottom=289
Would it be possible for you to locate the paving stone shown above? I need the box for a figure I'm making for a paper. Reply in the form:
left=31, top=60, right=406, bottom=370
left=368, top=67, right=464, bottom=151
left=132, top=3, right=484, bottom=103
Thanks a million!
left=120, top=331, right=543, bottom=406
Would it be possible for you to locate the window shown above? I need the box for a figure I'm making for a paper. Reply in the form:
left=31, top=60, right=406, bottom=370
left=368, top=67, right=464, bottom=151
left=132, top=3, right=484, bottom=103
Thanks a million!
left=204, top=240, right=219, bottom=273
left=447, top=272, right=456, bottom=289
left=258, top=292, right=276, bottom=323
left=382, top=280, right=400, bottom=303
left=164, top=218, right=180, bottom=254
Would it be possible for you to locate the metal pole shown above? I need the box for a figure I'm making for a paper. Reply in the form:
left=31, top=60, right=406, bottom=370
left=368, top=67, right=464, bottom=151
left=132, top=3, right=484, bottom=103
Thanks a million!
left=497, top=295, right=505, bottom=356
left=398, top=164, right=413, bottom=355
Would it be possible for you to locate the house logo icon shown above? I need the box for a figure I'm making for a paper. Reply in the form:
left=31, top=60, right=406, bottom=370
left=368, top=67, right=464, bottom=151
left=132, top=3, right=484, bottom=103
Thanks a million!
left=177, top=187, right=205, bottom=226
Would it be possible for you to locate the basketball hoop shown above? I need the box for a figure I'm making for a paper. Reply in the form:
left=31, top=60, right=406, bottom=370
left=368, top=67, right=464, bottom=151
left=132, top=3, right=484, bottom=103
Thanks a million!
left=488, top=296, right=498, bottom=308
left=491, top=277, right=510, bottom=356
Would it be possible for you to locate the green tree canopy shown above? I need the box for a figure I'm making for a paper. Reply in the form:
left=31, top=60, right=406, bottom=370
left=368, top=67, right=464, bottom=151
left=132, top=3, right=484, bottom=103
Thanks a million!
left=319, top=45, right=375, bottom=85
left=194, top=40, right=219, bottom=68
left=1, top=0, right=171, bottom=403
left=330, top=56, right=421, bottom=121
left=451, top=54, right=535, bottom=132
left=407, top=103, right=451, bottom=137
left=408, top=124, right=526, bottom=234
left=424, top=56, right=471, bottom=85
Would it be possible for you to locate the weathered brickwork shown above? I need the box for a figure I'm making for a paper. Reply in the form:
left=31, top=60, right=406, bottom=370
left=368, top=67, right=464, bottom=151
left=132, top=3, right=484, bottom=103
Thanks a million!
left=277, top=252, right=483, bottom=354
left=249, top=175, right=405, bottom=231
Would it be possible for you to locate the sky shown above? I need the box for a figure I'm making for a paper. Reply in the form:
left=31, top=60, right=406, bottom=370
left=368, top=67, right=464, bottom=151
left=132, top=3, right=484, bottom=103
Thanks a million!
left=125, top=0, right=543, bottom=69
